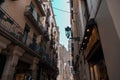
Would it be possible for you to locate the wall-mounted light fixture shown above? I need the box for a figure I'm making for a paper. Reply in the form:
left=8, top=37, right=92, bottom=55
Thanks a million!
left=65, top=26, right=80, bottom=41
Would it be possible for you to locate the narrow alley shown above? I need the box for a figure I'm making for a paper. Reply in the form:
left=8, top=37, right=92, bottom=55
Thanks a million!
left=57, top=44, right=74, bottom=80
left=0, top=0, right=120, bottom=80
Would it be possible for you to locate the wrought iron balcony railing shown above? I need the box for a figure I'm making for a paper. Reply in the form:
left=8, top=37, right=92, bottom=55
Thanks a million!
left=0, top=7, right=57, bottom=71
left=35, top=0, right=46, bottom=16
left=24, top=5, right=44, bottom=34
left=0, top=7, right=41, bottom=55
left=45, top=16, right=50, bottom=27
left=43, top=31, right=49, bottom=41
left=42, top=53, right=53, bottom=64
left=29, top=41, right=41, bottom=54
left=42, top=52, right=57, bottom=70
left=0, top=7, right=24, bottom=40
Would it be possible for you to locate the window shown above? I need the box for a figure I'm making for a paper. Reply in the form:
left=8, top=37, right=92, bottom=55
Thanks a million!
left=52, top=23, right=54, bottom=28
left=30, top=2, right=34, bottom=12
left=47, top=8, right=51, bottom=16
left=71, top=43, right=74, bottom=52
left=22, top=23, right=30, bottom=43
left=0, top=9, right=5, bottom=19
left=84, top=0, right=90, bottom=23
left=37, top=13, right=41, bottom=25
left=32, top=33, right=37, bottom=42
left=0, top=54, right=6, bottom=78
left=37, top=13, right=40, bottom=22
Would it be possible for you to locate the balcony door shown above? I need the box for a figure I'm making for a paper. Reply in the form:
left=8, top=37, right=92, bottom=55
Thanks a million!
left=22, top=23, right=30, bottom=43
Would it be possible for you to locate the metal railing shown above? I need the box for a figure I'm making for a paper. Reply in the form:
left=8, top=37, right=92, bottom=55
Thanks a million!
left=0, top=7, right=24, bottom=40
left=35, top=0, right=46, bottom=16
left=42, top=53, right=53, bottom=64
left=24, top=5, right=44, bottom=34
left=0, top=7, right=57, bottom=68
left=42, top=52, right=58, bottom=69
left=24, top=5, right=38, bottom=21
left=0, top=7, right=41, bottom=54
left=29, top=41, right=41, bottom=54
left=43, top=31, right=49, bottom=41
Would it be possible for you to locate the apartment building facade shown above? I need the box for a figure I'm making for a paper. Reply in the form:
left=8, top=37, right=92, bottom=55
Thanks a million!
left=0, top=0, right=59, bottom=80
left=57, top=44, right=73, bottom=80
left=70, top=0, right=120, bottom=80
left=69, top=0, right=85, bottom=80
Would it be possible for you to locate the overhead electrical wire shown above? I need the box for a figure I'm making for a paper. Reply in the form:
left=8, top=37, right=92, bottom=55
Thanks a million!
left=52, top=6, right=71, bottom=13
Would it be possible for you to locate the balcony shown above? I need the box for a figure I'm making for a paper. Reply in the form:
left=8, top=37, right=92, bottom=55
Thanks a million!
left=41, top=53, right=58, bottom=71
left=43, top=31, right=49, bottom=41
left=24, top=6, right=44, bottom=34
left=35, top=0, right=46, bottom=16
left=29, top=41, right=40, bottom=54
left=0, top=7, right=24, bottom=41
left=0, top=7, right=42, bottom=57
left=0, top=7, right=58, bottom=72
left=45, top=15, right=50, bottom=27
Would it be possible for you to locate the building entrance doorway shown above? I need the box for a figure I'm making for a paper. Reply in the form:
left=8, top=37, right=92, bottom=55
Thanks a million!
left=14, top=60, right=32, bottom=80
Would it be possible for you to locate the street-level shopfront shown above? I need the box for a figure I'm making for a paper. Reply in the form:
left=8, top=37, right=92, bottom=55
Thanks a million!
left=14, top=60, right=32, bottom=80
left=87, top=41, right=109, bottom=80
left=81, top=19, right=109, bottom=80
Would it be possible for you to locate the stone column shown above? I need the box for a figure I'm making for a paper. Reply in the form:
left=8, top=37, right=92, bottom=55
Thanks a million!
left=31, top=57, right=39, bottom=80
left=1, top=46, right=24, bottom=80
left=0, top=35, right=11, bottom=53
